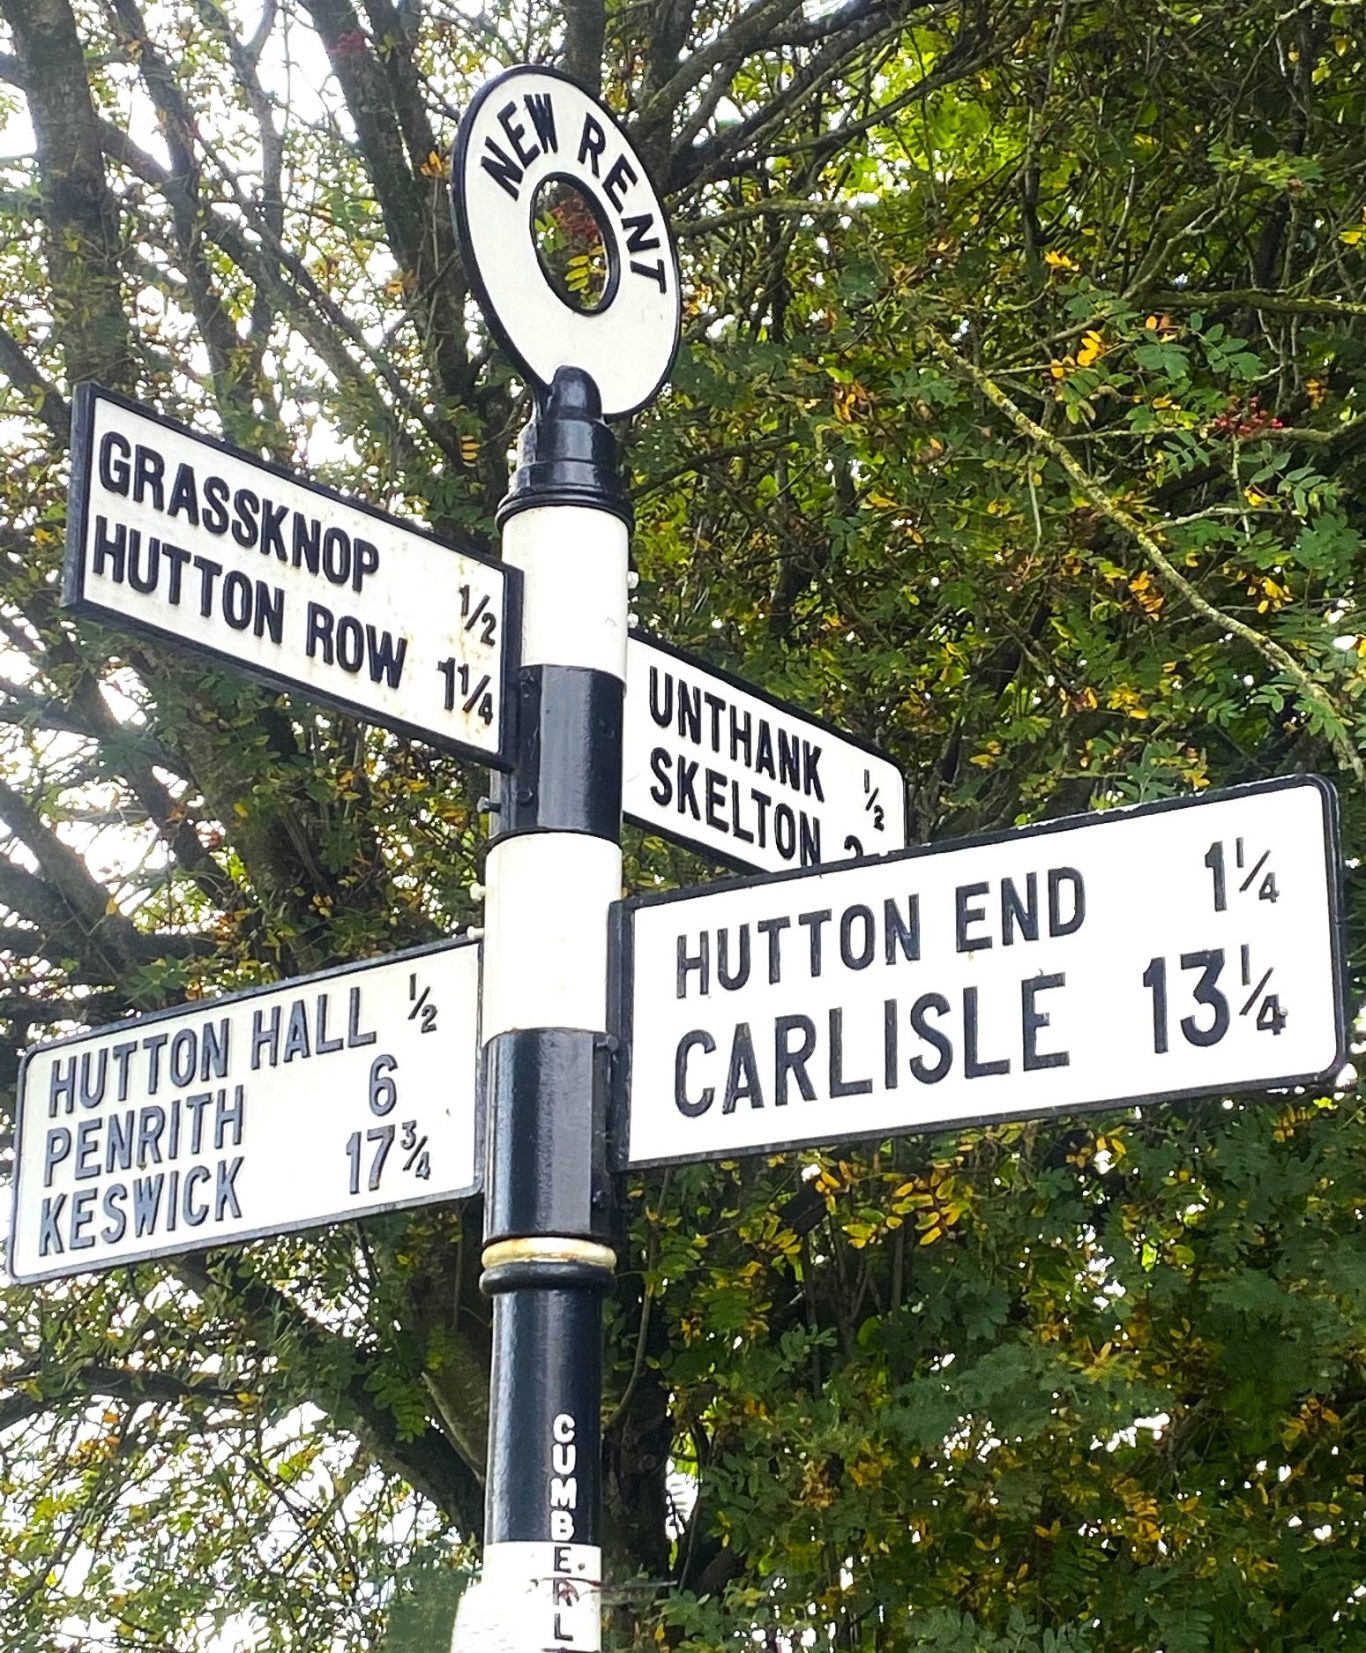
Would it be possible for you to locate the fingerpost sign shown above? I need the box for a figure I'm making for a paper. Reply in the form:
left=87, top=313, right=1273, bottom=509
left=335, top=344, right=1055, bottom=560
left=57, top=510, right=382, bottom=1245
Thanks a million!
left=614, top=777, right=1346, bottom=1169
left=10, top=941, right=482, bottom=1283
left=65, top=386, right=519, bottom=766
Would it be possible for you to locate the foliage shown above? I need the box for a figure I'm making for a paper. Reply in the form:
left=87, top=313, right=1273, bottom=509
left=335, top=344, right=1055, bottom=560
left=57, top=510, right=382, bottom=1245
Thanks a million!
left=0, top=0, right=1364, bottom=1647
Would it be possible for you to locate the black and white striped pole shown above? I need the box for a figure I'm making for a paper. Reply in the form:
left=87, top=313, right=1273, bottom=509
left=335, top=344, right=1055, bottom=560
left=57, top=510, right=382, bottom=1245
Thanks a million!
left=449, top=68, right=680, bottom=1651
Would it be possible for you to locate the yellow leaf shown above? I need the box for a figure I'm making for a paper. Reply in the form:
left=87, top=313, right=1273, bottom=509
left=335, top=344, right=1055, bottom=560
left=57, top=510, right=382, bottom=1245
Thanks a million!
left=918, top=1225, right=942, bottom=1247
left=1044, top=249, right=1078, bottom=271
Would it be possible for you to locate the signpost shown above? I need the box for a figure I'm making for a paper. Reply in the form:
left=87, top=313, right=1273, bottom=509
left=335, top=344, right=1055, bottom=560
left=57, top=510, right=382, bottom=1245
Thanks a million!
left=9, top=941, right=482, bottom=1283
left=6, top=53, right=1352, bottom=1653
left=623, top=633, right=908, bottom=873
left=65, top=386, right=519, bottom=766
left=614, top=777, right=1346, bottom=1168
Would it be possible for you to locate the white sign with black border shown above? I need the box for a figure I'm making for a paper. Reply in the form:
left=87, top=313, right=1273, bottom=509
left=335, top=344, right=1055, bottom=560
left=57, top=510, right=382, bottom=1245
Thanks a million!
left=65, top=386, right=520, bottom=767
left=623, top=633, right=908, bottom=874
left=9, top=939, right=482, bottom=1283
left=451, top=65, right=680, bottom=418
left=613, top=777, right=1346, bottom=1169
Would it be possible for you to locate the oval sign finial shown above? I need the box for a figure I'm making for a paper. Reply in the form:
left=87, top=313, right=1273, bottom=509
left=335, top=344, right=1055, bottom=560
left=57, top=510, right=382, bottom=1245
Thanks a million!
left=451, top=66, right=681, bottom=418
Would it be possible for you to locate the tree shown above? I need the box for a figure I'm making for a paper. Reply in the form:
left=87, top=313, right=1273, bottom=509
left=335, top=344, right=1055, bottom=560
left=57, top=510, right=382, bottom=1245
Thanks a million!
left=1, top=0, right=1364, bottom=1646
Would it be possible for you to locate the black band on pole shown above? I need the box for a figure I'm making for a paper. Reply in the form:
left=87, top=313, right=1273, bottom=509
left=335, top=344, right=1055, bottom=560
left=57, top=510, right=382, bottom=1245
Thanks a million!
left=482, top=1028, right=615, bottom=1245
left=494, top=666, right=624, bottom=842
left=485, top=1284, right=603, bottom=1548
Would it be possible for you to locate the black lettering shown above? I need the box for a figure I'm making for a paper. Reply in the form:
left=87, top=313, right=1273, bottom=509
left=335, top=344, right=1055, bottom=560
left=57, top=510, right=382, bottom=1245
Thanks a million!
left=648, top=666, right=672, bottom=729
left=622, top=212, right=660, bottom=255
left=909, top=993, right=953, bottom=1084
left=676, top=757, right=701, bottom=820
left=1048, top=868, right=1086, bottom=936
left=716, top=927, right=749, bottom=992
left=674, top=1031, right=715, bottom=1116
left=223, top=571, right=255, bottom=629
left=703, top=692, right=724, bottom=752
left=314, top=993, right=343, bottom=1054
left=282, top=1001, right=310, bottom=1061
left=352, top=537, right=379, bottom=592
left=322, top=526, right=351, bottom=587
left=964, top=986, right=1009, bottom=1078
left=839, top=905, right=875, bottom=969
left=497, top=99, right=539, bottom=167
left=365, top=624, right=407, bottom=688
left=132, top=1173, right=163, bottom=1236
left=132, top=445, right=165, bottom=510
left=603, top=151, right=637, bottom=211
left=127, top=533, right=159, bottom=594
left=705, top=769, right=726, bottom=831
left=525, top=91, right=558, bottom=154
left=192, top=554, right=222, bottom=617
left=251, top=1005, right=280, bottom=1069
left=334, top=615, right=363, bottom=673
left=677, top=681, right=701, bottom=743
left=137, top=1105, right=166, bottom=1166
left=70, top=1187, right=97, bottom=1248
left=577, top=113, right=607, bottom=175
left=182, top=1164, right=212, bottom=1226
left=629, top=258, right=668, bottom=292
left=884, top=896, right=920, bottom=963
left=731, top=781, right=755, bottom=844
left=231, top=486, right=259, bottom=548
left=166, top=463, right=200, bottom=525
left=829, top=1007, right=872, bottom=1097
left=774, top=803, right=796, bottom=861
left=757, top=916, right=789, bottom=983
left=214, top=1155, right=244, bottom=1220
left=774, top=1015, right=816, bottom=1104
left=43, top=1126, right=71, bottom=1187
left=254, top=581, right=284, bottom=644
left=480, top=137, right=524, bottom=200
left=170, top=1027, right=197, bottom=1087
left=293, top=511, right=320, bottom=574
left=74, top=1118, right=100, bottom=1180
left=346, top=988, right=377, bottom=1047
left=956, top=882, right=991, bottom=952
left=202, top=474, right=229, bottom=534
left=677, top=932, right=708, bottom=998
left=39, top=1193, right=66, bottom=1255
left=799, top=908, right=831, bottom=976
left=306, top=602, right=335, bottom=664
left=160, top=541, right=191, bottom=604
left=259, top=498, right=288, bottom=559
left=648, top=747, right=672, bottom=806
left=49, top=1054, right=77, bottom=1116
left=722, top=1023, right=762, bottom=1112
left=1022, top=973, right=1069, bottom=1070
left=1001, top=873, right=1039, bottom=945
left=100, top=1182, right=128, bottom=1244
left=98, top=430, right=131, bottom=494
left=91, top=516, right=127, bottom=581
left=79, top=1049, right=108, bottom=1109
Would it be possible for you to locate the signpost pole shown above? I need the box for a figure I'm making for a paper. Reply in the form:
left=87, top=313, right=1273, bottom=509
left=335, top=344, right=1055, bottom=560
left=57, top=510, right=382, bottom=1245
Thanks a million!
left=472, top=366, right=629, bottom=1650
